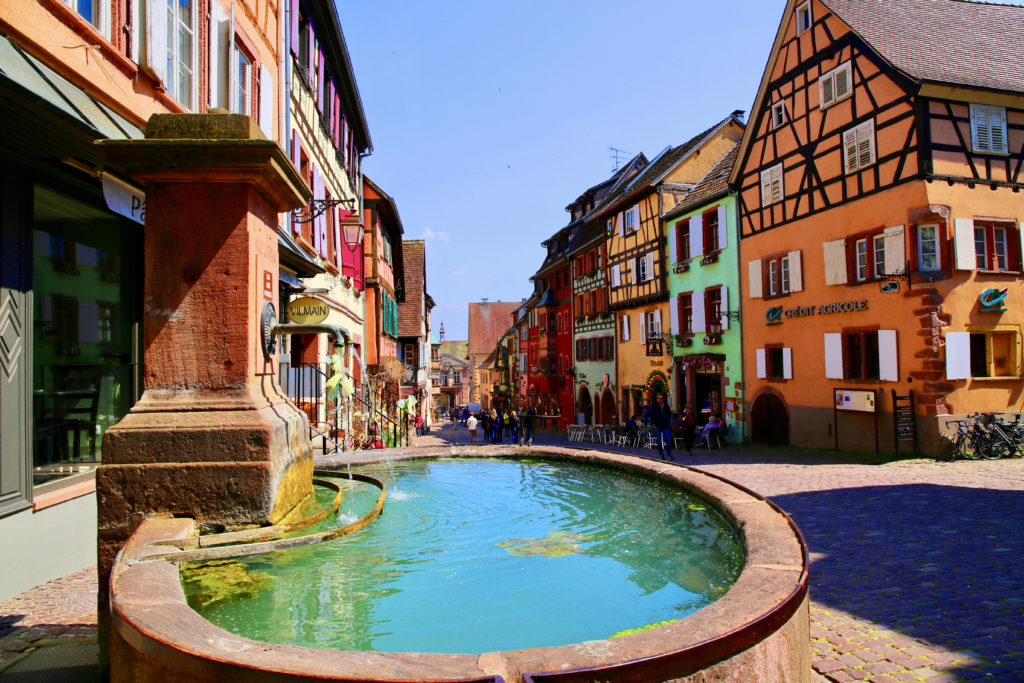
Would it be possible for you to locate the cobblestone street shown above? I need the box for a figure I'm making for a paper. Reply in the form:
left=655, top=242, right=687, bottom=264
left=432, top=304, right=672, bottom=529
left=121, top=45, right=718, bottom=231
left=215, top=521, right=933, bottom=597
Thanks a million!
left=3, top=428, right=1023, bottom=682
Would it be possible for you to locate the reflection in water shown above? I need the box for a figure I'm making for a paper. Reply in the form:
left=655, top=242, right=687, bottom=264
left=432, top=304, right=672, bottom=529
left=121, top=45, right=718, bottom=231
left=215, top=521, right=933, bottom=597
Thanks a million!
left=186, top=458, right=744, bottom=654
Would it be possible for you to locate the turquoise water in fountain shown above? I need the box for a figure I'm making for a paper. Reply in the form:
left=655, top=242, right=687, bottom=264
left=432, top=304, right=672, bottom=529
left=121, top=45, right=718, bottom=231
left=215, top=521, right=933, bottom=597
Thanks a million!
left=185, top=457, right=744, bottom=654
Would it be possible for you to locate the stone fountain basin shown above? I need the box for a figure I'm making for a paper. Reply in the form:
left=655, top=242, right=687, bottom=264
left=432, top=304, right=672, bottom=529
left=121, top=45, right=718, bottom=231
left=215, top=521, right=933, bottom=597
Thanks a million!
left=108, top=446, right=809, bottom=682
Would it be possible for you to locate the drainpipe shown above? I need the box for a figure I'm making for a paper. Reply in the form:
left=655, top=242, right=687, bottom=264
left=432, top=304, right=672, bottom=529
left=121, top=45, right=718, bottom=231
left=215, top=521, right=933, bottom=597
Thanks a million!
left=731, top=192, right=745, bottom=442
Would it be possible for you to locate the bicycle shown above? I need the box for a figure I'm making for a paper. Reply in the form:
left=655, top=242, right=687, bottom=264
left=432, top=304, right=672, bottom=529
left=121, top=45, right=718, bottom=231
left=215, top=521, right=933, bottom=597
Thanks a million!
left=946, top=416, right=985, bottom=460
left=982, top=413, right=1023, bottom=459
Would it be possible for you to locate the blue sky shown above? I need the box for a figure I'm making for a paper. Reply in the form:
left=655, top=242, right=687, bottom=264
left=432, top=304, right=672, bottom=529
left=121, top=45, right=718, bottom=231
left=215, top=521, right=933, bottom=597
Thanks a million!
left=339, top=1, right=784, bottom=340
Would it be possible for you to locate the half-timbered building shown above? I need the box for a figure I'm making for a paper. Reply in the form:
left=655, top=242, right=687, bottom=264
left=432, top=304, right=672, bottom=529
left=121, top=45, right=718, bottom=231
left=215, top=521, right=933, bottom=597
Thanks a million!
left=601, top=114, right=745, bottom=421
left=664, top=141, right=744, bottom=441
left=567, top=160, right=645, bottom=425
left=734, top=0, right=1024, bottom=454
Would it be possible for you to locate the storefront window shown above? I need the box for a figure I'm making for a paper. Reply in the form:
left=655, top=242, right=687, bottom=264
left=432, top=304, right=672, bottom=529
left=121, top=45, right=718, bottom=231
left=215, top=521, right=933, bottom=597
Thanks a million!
left=32, top=187, right=136, bottom=486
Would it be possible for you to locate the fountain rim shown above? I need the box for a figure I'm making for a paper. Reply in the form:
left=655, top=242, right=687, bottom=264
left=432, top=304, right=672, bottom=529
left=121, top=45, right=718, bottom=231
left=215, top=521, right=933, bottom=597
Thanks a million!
left=109, top=445, right=809, bottom=682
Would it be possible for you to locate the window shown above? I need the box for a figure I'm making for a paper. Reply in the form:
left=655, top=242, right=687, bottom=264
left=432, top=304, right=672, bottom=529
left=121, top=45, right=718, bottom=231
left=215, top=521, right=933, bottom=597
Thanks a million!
left=620, top=314, right=630, bottom=342
left=756, top=346, right=793, bottom=380
left=625, top=207, right=636, bottom=232
left=66, top=0, right=107, bottom=34
left=677, top=293, right=693, bottom=334
left=166, top=0, right=197, bottom=109
left=824, top=330, right=898, bottom=381
left=760, top=164, right=784, bottom=205
left=852, top=229, right=894, bottom=281
left=766, top=254, right=791, bottom=297
left=233, top=42, right=253, bottom=114
left=771, top=101, right=786, bottom=128
left=970, top=104, right=1007, bottom=154
left=638, top=253, right=649, bottom=282
left=872, top=234, right=886, bottom=279
left=972, top=221, right=1019, bottom=272
left=703, top=209, right=720, bottom=253
left=843, top=120, right=875, bottom=173
left=705, top=288, right=723, bottom=329
left=645, top=310, right=661, bottom=340
left=917, top=224, right=941, bottom=271
left=675, top=219, right=691, bottom=262
left=819, top=61, right=852, bottom=109
left=796, top=1, right=812, bottom=33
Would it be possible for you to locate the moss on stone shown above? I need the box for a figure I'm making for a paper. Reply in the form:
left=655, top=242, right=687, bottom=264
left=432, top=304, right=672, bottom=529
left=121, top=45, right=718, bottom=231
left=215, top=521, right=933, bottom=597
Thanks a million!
left=180, top=559, right=274, bottom=608
left=609, top=618, right=681, bottom=639
left=498, top=531, right=596, bottom=558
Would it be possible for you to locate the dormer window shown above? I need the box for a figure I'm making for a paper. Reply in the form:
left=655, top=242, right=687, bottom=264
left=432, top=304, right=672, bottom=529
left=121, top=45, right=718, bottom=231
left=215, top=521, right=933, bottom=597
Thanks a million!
left=796, top=1, right=812, bottom=33
left=771, top=101, right=786, bottom=128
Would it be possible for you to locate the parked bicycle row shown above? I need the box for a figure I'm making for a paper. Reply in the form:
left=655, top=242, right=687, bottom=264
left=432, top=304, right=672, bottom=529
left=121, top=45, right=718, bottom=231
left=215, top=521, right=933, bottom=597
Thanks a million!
left=946, top=413, right=1024, bottom=460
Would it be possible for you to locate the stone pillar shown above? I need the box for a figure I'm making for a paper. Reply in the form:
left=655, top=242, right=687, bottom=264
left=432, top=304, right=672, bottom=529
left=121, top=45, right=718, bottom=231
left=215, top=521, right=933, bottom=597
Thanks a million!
left=94, top=114, right=312, bottom=653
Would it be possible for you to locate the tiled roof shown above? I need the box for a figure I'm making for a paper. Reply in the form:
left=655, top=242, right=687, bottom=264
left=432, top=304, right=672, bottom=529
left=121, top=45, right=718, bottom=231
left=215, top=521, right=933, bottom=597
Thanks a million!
left=468, top=301, right=520, bottom=356
left=591, top=112, right=743, bottom=219
left=397, top=240, right=425, bottom=337
left=823, top=0, right=1024, bottom=93
left=439, top=340, right=469, bottom=359
left=664, top=143, right=741, bottom=220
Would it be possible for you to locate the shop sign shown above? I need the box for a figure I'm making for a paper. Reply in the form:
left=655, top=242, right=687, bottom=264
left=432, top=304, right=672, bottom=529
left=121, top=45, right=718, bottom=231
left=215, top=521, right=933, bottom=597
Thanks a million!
left=979, top=288, right=1008, bottom=313
left=286, top=296, right=329, bottom=324
left=767, top=299, right=868, bottom=325
left=101, top=173, right=145, bottom=224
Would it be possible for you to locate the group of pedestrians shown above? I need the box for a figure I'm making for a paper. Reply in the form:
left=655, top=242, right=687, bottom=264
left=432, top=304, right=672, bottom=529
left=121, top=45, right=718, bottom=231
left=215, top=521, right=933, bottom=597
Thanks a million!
left=451, top=406, right=537, bottom=446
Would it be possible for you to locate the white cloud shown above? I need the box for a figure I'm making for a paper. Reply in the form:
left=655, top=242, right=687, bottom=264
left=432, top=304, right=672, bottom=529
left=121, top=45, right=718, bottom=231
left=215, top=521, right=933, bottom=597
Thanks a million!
left=422, top=227, right=451, bottom=243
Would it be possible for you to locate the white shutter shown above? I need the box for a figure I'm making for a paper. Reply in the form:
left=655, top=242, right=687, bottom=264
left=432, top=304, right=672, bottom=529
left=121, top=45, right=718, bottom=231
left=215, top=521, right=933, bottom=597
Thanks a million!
left=645, top=252, right=654, bottom=282
left=878, top=329, right=898, bottom=382
left=953, top=218, right=976, bottom=270
left=654, top=309, right=662, bottom=336
left=144, top=0, right=168, bottom=85
left=824, top=333, right=843, bottom=379
left=611, top=264, right=621, bottom=287
left=258, top=64, right=274, bottom=139
left=823, top=239, right=848, bottom=285
left=670, top=301, right=679, bottom=335
left=990, top=107, right=1007, bottom=153
left=227, top=2, right=236, bottom=110
left=756, top=349, right=767, bottom=379
left=208, top=3, right=229, bottom=109
left=717, top=204, right=728, bottom=250
left=835, top=64, right=850, bottom=99
left=639, top=313, right=646, bottom=345
left=945, top=331, right=971, bottom=380
left=843, top=128, right=858, bottom=173
left=720, top=285, right=729, bottom=331
left=883, top=225, right=905, bottom=276
left=748, top=259, right=763, bottom=298
left=782, top=347, right=793, bottom=379
left=633, top=257, right=639, bottom=284
left=690, top=213, right=704, bottom=257
left=617, top=212, right=624, bottom=237
left=788, top=250, right=803, bottom=292
left=692, top=293, right=705, bottom=334
left=621, top=314, right=630, bottom=342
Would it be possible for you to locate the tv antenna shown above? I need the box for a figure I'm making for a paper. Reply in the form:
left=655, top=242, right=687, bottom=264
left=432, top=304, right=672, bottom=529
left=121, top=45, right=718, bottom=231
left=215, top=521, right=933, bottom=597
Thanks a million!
left=609, top=147, right=631, bottom=172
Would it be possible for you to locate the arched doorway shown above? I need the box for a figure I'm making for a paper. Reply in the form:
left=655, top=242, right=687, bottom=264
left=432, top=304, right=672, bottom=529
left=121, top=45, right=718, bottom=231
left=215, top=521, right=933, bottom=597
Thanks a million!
left=601, top=388, right=616, bottom=424
left=751, top=392, right=789, bottom=446
left=577, top=386, right=593, bottom=425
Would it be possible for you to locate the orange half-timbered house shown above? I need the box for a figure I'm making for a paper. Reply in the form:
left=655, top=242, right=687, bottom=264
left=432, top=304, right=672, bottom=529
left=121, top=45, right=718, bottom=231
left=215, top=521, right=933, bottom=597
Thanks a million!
left=734, top=0, right=1024, bottom=454
left=601, top=115, right=745, bottom=421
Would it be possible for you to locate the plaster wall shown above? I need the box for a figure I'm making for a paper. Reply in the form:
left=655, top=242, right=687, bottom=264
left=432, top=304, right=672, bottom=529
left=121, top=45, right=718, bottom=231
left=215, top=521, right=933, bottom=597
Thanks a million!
left=0, top=493, right=96, bottom=602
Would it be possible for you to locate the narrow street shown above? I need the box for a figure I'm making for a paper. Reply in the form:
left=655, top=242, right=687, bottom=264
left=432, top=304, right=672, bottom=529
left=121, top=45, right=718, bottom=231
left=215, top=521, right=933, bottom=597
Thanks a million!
left=3, top=430, right=1023, bottom=682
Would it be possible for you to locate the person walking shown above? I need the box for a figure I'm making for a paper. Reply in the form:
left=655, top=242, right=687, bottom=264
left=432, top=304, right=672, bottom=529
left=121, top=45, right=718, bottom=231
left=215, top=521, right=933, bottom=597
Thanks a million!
left=415, top=414, right=423, bottom=437
left=522, top=406, right=537, bottom=446
left=509, top=410, right=520, bottom=446
left=649, top=393, right=673, bottom=461
left=467, top=412, right=478, bottom=444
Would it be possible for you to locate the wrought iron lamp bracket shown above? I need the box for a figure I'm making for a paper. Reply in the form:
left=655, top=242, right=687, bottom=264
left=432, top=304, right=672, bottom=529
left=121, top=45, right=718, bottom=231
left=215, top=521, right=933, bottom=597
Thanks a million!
left=292, top=197, right=357, bottom=224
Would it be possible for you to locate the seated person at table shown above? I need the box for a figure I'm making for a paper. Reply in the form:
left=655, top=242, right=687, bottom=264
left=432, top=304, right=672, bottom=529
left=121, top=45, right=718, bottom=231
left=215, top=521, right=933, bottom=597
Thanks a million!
left=700, top=415, right=724, bottom=440
left=623, top=414, right=639, bottom=441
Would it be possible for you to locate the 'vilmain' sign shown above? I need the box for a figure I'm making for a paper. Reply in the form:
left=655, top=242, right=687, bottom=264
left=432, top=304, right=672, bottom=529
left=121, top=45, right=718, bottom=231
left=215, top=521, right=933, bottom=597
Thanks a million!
left=287, top=296, right=329, bottom=324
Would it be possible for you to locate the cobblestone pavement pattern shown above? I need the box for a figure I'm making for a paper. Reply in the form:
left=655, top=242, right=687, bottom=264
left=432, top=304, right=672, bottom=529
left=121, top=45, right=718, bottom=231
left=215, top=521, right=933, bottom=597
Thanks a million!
left=3, top=422, right=1023, bottom=682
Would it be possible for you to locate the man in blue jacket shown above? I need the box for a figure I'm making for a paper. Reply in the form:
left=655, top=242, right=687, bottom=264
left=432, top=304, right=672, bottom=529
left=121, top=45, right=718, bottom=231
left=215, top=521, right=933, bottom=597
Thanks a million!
left=649, top=393, right=674, bottom=461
